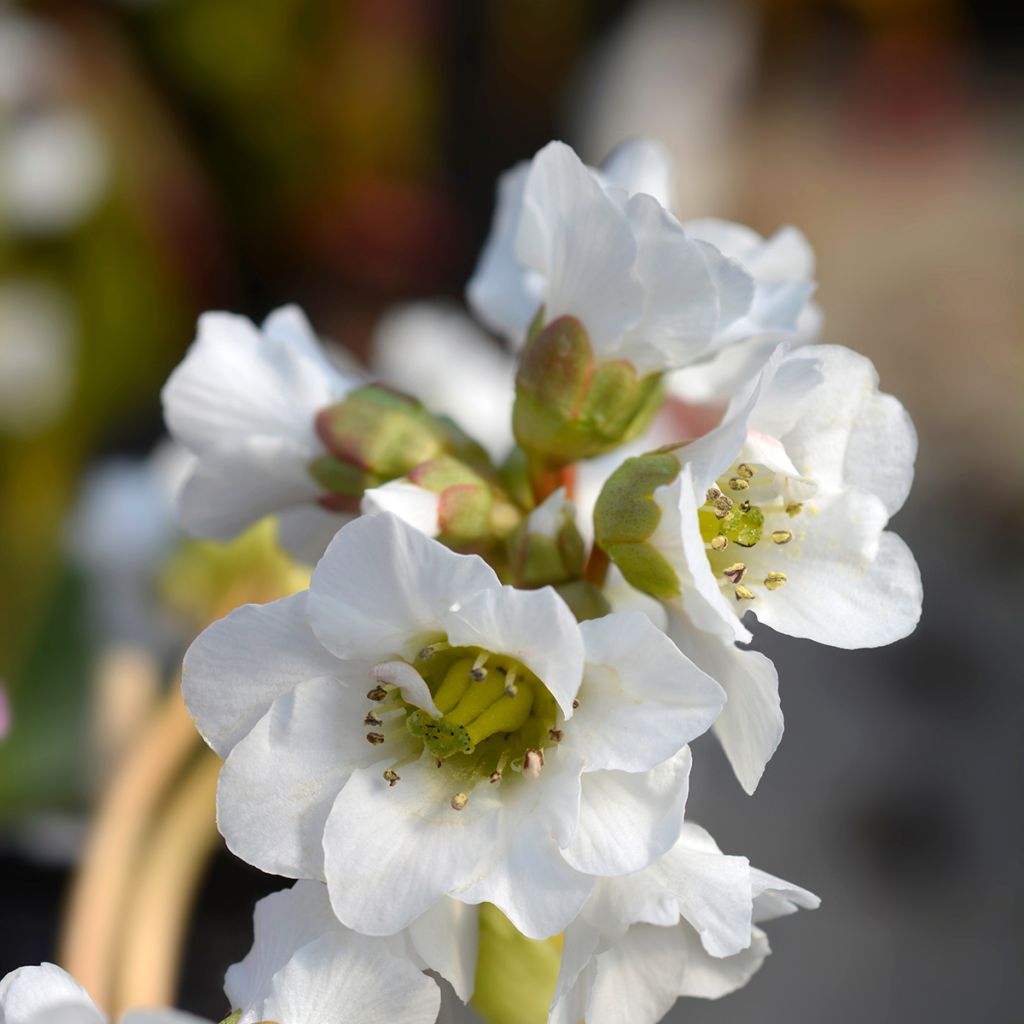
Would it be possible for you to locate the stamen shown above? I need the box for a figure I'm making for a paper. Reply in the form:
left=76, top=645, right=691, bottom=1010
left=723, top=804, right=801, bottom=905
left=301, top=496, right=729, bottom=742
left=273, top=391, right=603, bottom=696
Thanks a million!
left=489, top=771, right=502, bottom=784
left=383, top=769, right=400, bottom=787
left=711, top=535, right=729, bottom=551
left=366, top=732, right=385, bottom=745
left=470, top=652, right=489, bottom=681
left=364, top=712, right=382, bottom=727
left=723, top=563, right=747, bottom=584
left=765, top=571, right=788, bottom=591
left=504, top=669, right=518, bottom=697
left=366, top=686, right=388, bottom=702
left=736, top=463, right=755, bottom=479
left=572, top=699, right=580, bottom=710
left=734, top=585, right=756, bottom=601
left=739, top=500, right=751, bottom=512
left=771, top=530, right=793, bottom=545
left=450, top=792, right=469, bottom=811
left=728, top=477, right=750, bottom=491
left=713, top=495, right=734, bottom=519
left=548, top=728, right=563, bottom=743
left=523, top=748, right=545, bottom=778
left=417, top=642, right=450, bottom=661
left=785, top=502, right=803, bottom=517
left=706, top=487, right=722, bottom=502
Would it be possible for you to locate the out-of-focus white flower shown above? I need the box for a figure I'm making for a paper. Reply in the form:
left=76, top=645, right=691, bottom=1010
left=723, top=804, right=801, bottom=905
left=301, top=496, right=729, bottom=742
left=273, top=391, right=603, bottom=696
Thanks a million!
left=0, top=111, right=109, bottom=236
left=0, top=883, right=445, bottom=1024
left=549, top=822, right=819, bottom=1024
left=0, top=684, right=10, bottom=740
left=162, top=305, right=362, bottom=564
left=372, top=303, right=515, bottom=462
left=0, top=278, right=77, bottom=435
left=467, top=140, right=754, bottom=376
left=183, top=513, right=724, bottom=940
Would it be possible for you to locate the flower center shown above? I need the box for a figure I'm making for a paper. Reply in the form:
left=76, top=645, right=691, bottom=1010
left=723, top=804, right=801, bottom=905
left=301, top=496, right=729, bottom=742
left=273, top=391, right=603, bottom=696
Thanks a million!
left=365, top=642, right=562, bottom=800
left=698, top=461, right=799, bottom=603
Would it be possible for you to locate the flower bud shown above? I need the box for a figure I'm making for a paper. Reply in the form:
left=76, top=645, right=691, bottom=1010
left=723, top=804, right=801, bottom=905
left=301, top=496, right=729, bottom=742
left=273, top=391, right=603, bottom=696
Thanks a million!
left=512, top=316, right=663, bottom=465
left=593, top=450, right=684, bottom=598
left=503, top=488, right=585, bottom=588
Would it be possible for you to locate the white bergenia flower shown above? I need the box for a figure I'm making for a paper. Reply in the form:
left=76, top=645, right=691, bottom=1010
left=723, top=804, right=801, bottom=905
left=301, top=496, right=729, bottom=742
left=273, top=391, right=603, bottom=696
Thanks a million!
left=549, top=822, right=819, bottom=1024
left=467, top=139, right=755, bottom=375
left=0, top=886, right=443, bottom=1024
left=183, top=513, right=725, bottom=940
left=162, top=305, right=361, bottom=563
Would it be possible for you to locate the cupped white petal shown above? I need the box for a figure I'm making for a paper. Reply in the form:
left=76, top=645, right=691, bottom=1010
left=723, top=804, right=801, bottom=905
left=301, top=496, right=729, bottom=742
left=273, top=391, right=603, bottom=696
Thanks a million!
left=361, top=481, right=441, bottom=538
left=407, top=897, right=479, bottom=1003
left=217, top=677, right=392, bottom=880
left=674, top=925, right=771, bottom=999
left=442, top=585, right=583, bottom=717
left=308, top=513, right=500, bottom=664
left=324, top=755, right=503, bottom=936
left=370, top=661, right=441, bottom=718
left=183, top=592, right=342, bottom=758
left=224, top=881, right=338, bottom=1013
left=750, top=869, right=821, bottom=923
left=750, top=494, right=923, bottom=648
left=252, top=932, right=440, bottom=1024
left=175, top=438, right=321, bottom=541
left=465, top=162, right=542, bottom=345
left=563, top=747, right=692, bottom=877
left=0, top=965, right=104, bottom=1024
left=572, top=613, right=723, bottom=772
left=665, top=607, right=782, bottom=794
left=516, top=141, right=642, bottom=348
left=600, top=137, right=674, bottom=208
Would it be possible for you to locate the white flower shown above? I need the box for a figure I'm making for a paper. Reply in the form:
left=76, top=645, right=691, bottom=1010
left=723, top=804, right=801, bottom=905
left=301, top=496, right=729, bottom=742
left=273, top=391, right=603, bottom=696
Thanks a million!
left=0, top=683, right=10, bottom=740
left=183, top=513, right=724, bottom=940
left=467, top=140, right=754, bottom=375
left=0, top=884, right=443, bottom=1024
left=162, top=305, right=361, bottom=563
left=372, top=303, right=515, bottom=462
left=549, top=822, right=819, bottom=1024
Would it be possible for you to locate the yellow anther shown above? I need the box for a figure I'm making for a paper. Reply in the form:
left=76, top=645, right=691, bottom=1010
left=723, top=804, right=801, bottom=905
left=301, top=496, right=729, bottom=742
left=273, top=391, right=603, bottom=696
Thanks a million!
left=723, top=563, right=747, bottom=584
left=366, top=732, right=385, bottom=745
left=736, top=463, right=755, bottom=479
left=728, top=477, right=750, bottom=491
left=765, top=571, right=788, bottom=591
left=786, top=502, right=803, bottom=517
left=383, top=769, right=400, bottom=786
left=450, top=792, right=469, bottom=811
left=734, top=585, right=756, bottom=601
left=771, top=530, right=793, bottom=545
left=711, top=535, right=729, bottom=551
left=706, top=487, right=722, bottom=502
left=366, top=686, right=388, bottom=702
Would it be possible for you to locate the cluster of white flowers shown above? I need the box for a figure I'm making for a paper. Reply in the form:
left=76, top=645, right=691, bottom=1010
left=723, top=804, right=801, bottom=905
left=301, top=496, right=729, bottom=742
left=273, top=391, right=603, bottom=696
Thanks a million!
left=6, top=138, right=920, bottom=1023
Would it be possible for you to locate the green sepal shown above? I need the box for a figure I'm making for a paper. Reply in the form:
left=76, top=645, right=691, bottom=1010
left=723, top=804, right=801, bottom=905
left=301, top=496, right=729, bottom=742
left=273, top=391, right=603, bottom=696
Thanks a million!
left=554, top=579, right=613, bottom=622
left=472, top=904, right=562, bottom=1024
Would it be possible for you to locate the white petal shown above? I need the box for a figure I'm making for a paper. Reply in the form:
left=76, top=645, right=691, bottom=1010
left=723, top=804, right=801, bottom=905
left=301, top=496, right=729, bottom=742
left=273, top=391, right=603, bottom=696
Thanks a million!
left=465, top=163, right=542, bottom=345
left=750, top=868, right=821, bottom=923
left=516, top=142, right=642, bottom=348
left=750, top=493, right=923, bottom=648
left=0, top=965, right=105, bottom=1024
left=674, top=925, right=771, bottom=999
left=550, top=918, right=602, bottom=1019
left=261, top=305, right=338, bottom=372
left=407, top=898, right=479, bottom=1003
left=308, top=513, right=500, bottom=664
left=162, top=310, right=348, bottom=456
left=361, top=482, right=441, bottom=538
left=224, top=881, right=338, bottom=1012
left=324, top=756, right=503, bottom=935
left=183, top=592, right=342, bottom=758
left=454, top=748, right=591, bottom=939
left=217, top=677, right=389, bottom=879
left=121, top=1012, right=207, bottom=1024
left=666, top=608, right=782, bottom=794
left=563, top=747, right=692, bottom=876
left=253, top=932, right=440, bottom=1024
left=370, top=661, right=441, bottom=717
left=443, top=585, right=583, bottom=717
left=572, top=613, right=723, bottom=772
left=600, top=138, right=674, bottom=208
left=176, top=439, right=321, bottom=541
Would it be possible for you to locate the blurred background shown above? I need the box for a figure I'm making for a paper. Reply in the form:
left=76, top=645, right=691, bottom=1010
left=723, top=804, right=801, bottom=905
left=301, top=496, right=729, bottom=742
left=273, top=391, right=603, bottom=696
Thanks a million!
left=0, top=0, right=1021, bottom=1021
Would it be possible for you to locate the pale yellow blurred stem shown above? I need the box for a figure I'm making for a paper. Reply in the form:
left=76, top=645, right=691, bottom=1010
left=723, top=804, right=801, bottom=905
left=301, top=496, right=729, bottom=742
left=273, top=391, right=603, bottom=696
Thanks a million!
left=112, top=751, right=221, bottom=1014
left=59, top=685, right=199, bottom=1006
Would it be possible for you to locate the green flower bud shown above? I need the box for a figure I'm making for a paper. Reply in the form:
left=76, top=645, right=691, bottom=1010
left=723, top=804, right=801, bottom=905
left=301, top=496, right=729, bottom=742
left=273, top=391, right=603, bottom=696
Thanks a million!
left=593, top=450, right=684, bottom=599
left=503, top=490, right=585, bottom=588
left=512, top=316, right=663, bottom=466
